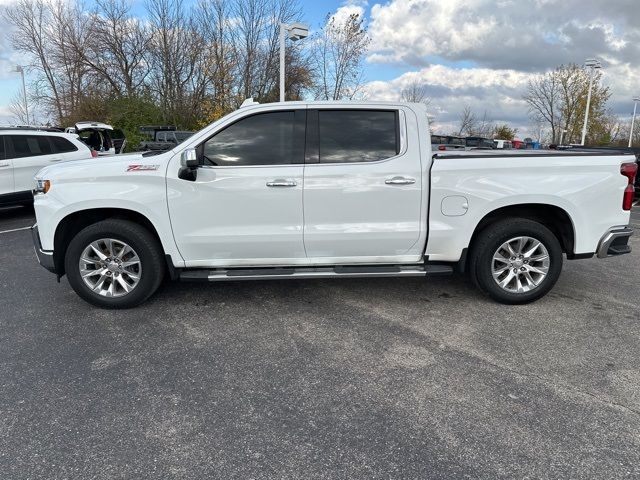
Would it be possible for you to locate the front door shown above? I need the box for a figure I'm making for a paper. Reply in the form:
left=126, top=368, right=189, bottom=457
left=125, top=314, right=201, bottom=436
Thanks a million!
left=303, top=108, right=424, bottom=262
left=167, top=109, right=307, bottom=267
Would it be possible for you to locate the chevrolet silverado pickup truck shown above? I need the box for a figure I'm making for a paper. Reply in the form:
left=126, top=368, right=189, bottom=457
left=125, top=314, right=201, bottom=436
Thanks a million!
left=30, top=101, right=637, bottom=308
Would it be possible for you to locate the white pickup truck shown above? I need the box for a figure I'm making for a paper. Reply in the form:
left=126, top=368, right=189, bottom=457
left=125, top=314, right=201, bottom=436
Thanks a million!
left=31, top=101, right=636, bottom=308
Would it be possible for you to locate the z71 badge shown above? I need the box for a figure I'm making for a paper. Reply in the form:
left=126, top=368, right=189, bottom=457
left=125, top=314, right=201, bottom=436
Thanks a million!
left=126, top=164, right=160, bottom=172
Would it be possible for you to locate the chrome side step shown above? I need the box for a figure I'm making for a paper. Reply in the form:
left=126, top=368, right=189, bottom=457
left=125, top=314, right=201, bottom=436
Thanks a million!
left=179, top=264, right=453, bottom=282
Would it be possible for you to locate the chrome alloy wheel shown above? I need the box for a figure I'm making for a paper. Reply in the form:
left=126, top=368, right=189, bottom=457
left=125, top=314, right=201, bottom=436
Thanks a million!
left=491, top=236, right=550, bottom=293
left=79, top=238, right=142, bottom=297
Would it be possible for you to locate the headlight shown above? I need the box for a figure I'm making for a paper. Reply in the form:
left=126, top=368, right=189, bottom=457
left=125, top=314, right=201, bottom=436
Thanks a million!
left=33, top=179, right=51, bottom=195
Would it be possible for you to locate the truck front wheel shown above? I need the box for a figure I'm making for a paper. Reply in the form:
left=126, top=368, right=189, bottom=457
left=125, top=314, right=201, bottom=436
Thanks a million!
left=469, top=219, right=563, bottom=304
left=64, top=219, right=165, bottom=309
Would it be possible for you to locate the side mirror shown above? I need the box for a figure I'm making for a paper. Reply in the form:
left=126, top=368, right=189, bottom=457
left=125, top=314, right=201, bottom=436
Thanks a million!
left=180, top=148, right=199, bottom=168
left=178, top=148, right=199, bottom=181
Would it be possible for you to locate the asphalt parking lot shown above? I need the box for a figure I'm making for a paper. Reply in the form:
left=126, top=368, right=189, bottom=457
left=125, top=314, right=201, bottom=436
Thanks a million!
left=1, top=205, right=639, bottom=479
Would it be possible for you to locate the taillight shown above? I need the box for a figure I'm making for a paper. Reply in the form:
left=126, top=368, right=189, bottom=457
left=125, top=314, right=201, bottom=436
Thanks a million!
left=438, top=145, right=446, bottom=151
left=620, top=162, right=637, bottom=211
left=91, top=149, right=98, bottom=158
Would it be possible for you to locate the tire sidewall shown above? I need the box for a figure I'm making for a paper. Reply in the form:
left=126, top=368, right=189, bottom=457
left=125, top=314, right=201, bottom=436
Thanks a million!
left=474, top=221, right=563, bottom=304
left=65, top=222, right=162, bottom=308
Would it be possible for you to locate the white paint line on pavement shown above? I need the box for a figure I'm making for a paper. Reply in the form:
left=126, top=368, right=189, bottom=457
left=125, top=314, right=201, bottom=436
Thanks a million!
left=0, top=226, right=31, bottom=235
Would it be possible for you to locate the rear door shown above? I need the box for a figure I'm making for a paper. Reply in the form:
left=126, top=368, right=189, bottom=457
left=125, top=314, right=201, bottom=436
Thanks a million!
left=0, top=136, right=14, bottom=195
left=6, top=134, right=63, bottom=193
left=302, top=107, right=424, bottom=262
left=49, top=135, right=84, bottom=160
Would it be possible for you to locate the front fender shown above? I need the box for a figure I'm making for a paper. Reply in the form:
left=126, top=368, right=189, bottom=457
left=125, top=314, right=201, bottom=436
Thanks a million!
left=33, top=176, right=184, bottom=266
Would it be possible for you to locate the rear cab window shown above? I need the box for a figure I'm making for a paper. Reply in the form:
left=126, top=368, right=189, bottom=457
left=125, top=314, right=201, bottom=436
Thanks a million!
left=314, top=110, right=399, bottom=163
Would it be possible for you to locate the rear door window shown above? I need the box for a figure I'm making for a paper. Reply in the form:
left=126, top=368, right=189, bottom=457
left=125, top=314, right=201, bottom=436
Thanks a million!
left=317, top=110, right=399, bottom=163
left=0, top=136, right=4, bottom=160
left=50, top=136, right=78, bottom=153
left=7, top=135, right=53, bottom=158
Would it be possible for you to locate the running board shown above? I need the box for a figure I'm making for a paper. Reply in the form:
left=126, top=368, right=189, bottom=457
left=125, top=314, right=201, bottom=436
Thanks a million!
left=179, top=264, right=453, bottom=282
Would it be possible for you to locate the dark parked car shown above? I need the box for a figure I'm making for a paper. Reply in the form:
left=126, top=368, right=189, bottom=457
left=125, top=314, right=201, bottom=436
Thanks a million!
left=465, top=136, right=495, bottom=150
left=138, top=126, right=194, bottom=151
left=431, top=134, right=466, bottom=151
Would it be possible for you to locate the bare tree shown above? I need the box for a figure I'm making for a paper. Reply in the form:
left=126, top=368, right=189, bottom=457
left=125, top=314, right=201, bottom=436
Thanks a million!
left=524, top=64, right=611, bottom=144
left=4, top=0, right=66, bottom=121
left=457, top=106, right=477, bottom=136
left=400, top=80, right=430, bottom=104
left=1, top=0, right=348, bottom=130
left=475, top=110, right=494, bottom=137
left=146, top=0, right=208, bottom=125
left=78, top=0, right=152, bottom=98
left=195, top=0, right=235, bottom=114
left=523, top=71, right=560, bottom=143
left=310, top=12, right=370, bottom=101
left=249, top=0, right=303, bottom=102
left=8, top=92, right=30, bottom=124
left=456, top=106, right=495, bottom=137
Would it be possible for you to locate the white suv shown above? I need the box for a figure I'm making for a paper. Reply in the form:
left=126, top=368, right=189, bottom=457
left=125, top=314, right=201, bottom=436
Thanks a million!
left=0, top=130, right=92, bottom=207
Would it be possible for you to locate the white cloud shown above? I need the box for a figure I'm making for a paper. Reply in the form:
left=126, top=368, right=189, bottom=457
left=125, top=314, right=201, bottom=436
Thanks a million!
left=364, top=65, right=536, bottom=134
left=0, top=104, right=15, bottom=124
left=367, top=0, right=640, bottom=71
left=362, top=0, right=640, bottom=135
left=331, top=2, right=366, bottom=26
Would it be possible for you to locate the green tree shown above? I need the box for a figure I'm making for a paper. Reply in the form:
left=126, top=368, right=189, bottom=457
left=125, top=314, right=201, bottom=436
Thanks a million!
left=493, top=124, right=517, bottom=140
left=104, top=97, right=165, bottom=151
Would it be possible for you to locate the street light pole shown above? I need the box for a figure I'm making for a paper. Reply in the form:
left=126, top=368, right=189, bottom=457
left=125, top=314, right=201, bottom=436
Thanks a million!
left=14, top=65, right=29, bottom=125
left=629, top=97, right=640, bottom=148
left=279, top=22, right=309, bottom=102
left=279, top=24, right=286, bottom=103
left=580, top=58, right=601, bottom=146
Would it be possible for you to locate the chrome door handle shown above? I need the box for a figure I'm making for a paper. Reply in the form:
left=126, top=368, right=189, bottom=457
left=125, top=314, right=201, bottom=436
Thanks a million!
left=49, top=158, right=62, bottom=163
left=385, top=176, right=416, bottom=185
left=266, top=179, right=297, bottom=187
left=0, top=163, right=10, bottom=168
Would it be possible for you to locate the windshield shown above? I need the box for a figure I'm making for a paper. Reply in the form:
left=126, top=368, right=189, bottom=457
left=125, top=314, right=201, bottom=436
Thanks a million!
left=175, top=132, right=193, bottom=142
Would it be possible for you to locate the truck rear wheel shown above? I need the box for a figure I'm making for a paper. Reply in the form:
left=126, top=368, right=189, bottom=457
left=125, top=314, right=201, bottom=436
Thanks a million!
left=64, top=219, right=165, bottom=309
left=469, top=218, right=563, bottom=304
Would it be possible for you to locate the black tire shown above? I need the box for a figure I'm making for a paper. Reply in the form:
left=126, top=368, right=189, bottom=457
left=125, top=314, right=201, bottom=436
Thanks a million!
left=469, top=218, right=563, bottom=304
left=65, top=219, right=165, bottom=309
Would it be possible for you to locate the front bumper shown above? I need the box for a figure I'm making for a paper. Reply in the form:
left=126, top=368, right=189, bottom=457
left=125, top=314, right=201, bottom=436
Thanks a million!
left=31, top=223, right=56, bottom=274
left=596, top=226, right=633, bottom=259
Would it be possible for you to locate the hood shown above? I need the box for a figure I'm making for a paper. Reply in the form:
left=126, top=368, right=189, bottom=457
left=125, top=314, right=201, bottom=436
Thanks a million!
left=35, top=152, right=155, bottom=179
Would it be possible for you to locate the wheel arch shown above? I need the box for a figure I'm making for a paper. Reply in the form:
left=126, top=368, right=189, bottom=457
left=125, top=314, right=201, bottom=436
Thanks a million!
left=461, top=203, right=576, bottom=272
left=53, top=208, right=166, bottom=276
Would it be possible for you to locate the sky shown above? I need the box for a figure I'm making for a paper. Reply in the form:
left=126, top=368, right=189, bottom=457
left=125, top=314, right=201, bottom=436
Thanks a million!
left=0, top=0, right=639, bottom=139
